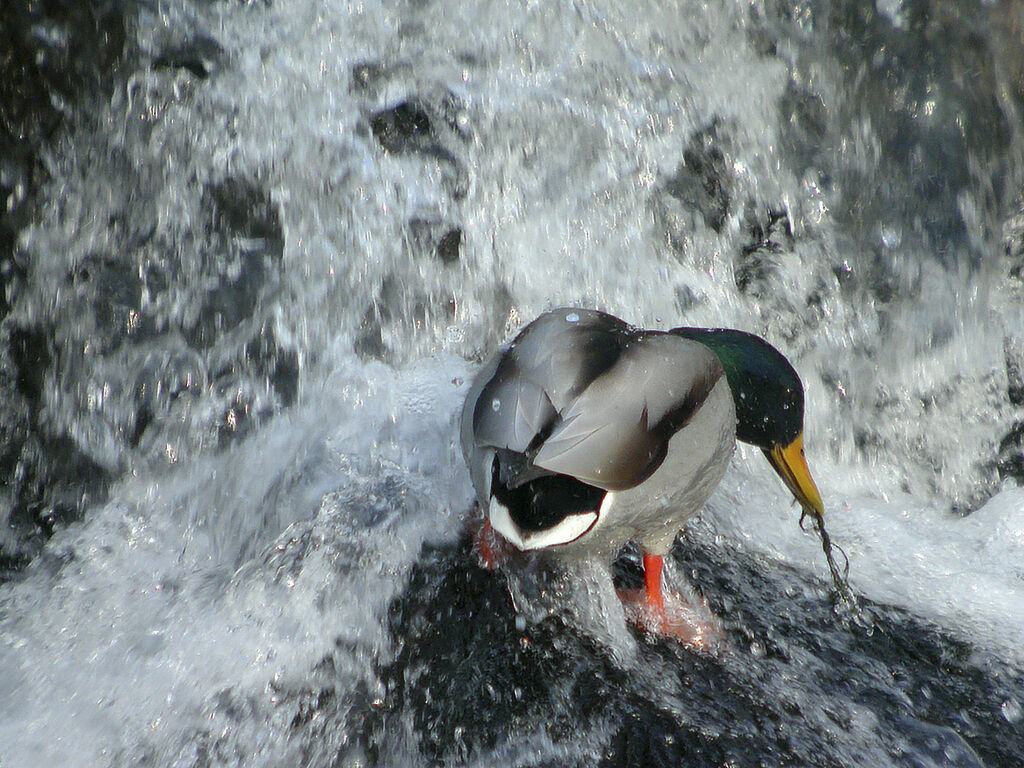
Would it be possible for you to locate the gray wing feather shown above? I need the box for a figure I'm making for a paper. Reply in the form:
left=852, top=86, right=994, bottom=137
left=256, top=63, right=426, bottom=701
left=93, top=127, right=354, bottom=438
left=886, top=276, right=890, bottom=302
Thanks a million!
left=463, top=309, right=722, bottom=496
left=533, top=334, right=721, bottom=490
left=473, top=373, right=556, bottom=452
left=506, top=308, right=632, bottom=409
left=461, top=346, right=504, bottom=501
left=513, top=375, right=551, bottom=446
left=468, top=308, right=627, bottom=453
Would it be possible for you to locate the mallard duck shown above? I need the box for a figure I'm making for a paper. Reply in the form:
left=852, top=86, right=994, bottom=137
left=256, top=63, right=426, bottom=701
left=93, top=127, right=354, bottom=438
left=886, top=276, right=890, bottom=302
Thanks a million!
left=460, top=308, right=823, bottom=637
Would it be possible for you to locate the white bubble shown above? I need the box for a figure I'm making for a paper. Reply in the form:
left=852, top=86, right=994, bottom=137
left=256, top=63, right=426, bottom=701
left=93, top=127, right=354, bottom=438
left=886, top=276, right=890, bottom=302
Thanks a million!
left=565, top=312, right=579, bottom=323
left=491, top=398, right=501, bottom=412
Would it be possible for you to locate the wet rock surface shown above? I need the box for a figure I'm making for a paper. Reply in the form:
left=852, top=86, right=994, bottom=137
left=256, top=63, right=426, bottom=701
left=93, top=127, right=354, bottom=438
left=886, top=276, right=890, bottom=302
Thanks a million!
left=663, top=127, right=733, bottom=235
left=0, top=85, right=298, bottom=578
left=654, top=125, right=733, bottom=250
left=342, top=537, right=1024, bottom=768
left=0, top=171, right=298, bottom=577
left=765, top=0, right=1016, bottom=268
left=371, top=101, right=435, bottom=154
left=0, top=0, right=129, bottom=573
left=152, top=34, right=226, bottom=80
left=735, top=209, right=795, bottom=297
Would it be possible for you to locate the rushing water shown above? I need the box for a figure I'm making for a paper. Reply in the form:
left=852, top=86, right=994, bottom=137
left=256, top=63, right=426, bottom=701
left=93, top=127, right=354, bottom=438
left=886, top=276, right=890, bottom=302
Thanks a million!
left=1, top=0, right=1023, bottom=765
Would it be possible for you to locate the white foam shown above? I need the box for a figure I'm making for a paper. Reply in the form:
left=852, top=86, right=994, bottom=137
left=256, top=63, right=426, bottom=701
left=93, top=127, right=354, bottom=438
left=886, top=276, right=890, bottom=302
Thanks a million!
left=2, top=0, right=1021, bottom=765
left=704, top=446, right=1024, bottom=662
left=0, top=355, right=472, bottom=768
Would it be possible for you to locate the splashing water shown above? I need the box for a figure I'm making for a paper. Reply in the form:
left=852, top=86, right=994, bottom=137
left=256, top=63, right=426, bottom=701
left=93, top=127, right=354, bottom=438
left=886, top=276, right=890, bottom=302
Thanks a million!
left=1, top=0, right=1023, bottom=765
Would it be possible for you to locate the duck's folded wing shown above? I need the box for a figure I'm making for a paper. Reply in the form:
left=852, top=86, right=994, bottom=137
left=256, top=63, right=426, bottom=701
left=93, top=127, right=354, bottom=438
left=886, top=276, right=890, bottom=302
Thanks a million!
left=471, top=362, right=558, bottom=453
left=469, top=308, right=634, bottom=454
left=532, top=335, right=722, bottom=490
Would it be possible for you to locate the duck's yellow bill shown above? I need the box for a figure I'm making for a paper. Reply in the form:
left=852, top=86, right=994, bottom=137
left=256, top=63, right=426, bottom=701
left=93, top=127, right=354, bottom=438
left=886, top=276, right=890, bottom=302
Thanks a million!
left=766, top=433, right=824, bottom=517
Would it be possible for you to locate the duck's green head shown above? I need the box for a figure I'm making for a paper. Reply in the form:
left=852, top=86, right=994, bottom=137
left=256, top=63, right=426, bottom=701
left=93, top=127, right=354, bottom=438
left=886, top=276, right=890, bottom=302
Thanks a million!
left=670, top=326, right=824, bottom=518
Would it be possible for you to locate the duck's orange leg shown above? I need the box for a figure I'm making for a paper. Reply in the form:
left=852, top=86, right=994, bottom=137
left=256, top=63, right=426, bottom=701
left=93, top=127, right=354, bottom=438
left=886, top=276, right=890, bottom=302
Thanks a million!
left=643, top=552, right=666, bottom=616
left=618, top=551, right=725, bottom=652
left=469, top=517, right=508, bottom=570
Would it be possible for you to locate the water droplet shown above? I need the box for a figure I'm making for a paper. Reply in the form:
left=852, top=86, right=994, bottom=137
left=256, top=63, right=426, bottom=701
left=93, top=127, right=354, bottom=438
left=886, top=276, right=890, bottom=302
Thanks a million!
left=880, top=224, right=902, bottom=249
left=491, top=398, right=500, bottom=411
left=565, top=312, right=579, bottom=323
left=1002, top=697, right=1022, bottom=723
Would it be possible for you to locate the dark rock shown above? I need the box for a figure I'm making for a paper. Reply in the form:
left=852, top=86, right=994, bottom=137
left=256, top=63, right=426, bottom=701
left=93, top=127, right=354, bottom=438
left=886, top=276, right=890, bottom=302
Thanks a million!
left=216, top=390, right=266, bottom=449
left=997, top=421, right=1024, bottom=483
left=0, top=0, right=128, bottom=157
left=436, top=228, right=462, bottom=264
left=1005, top=337, right=1024, bottom=407
left=0, top=0, right=131, bottom=320
left=244, top=322, right=300, bottom=408
left=0, top=219, right=29, bottom=323
left=367, top=94, right=468, bottom=197
left=767, top=0, right=1015, bottom=269
left=186, top=176, right=285, bottom=349
left=354, top=276, right=401, bottom=361
left=0, top=551, right=31, bottom=583
left=408, top=218, right=462, bottom=264
left=0, top=5, right=305, bottom=582
left=368, top=535, right=1024, bottom=767
left=0, top=0, right=134, bottom=579
left=6, top=431, right=111, bottom=555
left=206, top=176, right=285, bottom=247
left=129, top=347, right=207, bottom=449
left=0, top=170, right=297, bottom=580
left=1006, top=211, right=1024, bottom=278
left=381, top=544, right=580, bottom=764
left=67, top=254, right=150, bottom=351
left=8, top=325, right=52, bottom=407
left=778, top=80, right=830, bottom=177
left=153, top=34, right=226, bottom=79
left=351, top=61, right=386, bottom=93
left=735, top=209, right=793, bottom=295
left=371, top=101, right=433, bottom=153
left=353, top=322, right=386, bottom=361
left=664, top=126, right=732, bottom=233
